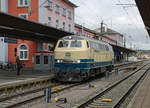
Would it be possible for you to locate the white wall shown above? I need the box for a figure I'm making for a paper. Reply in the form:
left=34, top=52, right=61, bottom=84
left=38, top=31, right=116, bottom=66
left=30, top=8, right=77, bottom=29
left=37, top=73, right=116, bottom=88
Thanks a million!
left=0, top=37, right=8, bottom=63
left=0, top=0, right=8, bottom=63
left=1, top=0, right=8, bottom=12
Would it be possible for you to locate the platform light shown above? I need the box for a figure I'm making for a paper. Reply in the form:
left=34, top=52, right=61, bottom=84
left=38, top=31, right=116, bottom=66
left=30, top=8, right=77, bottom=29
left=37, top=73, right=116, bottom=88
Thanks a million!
left=69, top=36, right=72, bottom=39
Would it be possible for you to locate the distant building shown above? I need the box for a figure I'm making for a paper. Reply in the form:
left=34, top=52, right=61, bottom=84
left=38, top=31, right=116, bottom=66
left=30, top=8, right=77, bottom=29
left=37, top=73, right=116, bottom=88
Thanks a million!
left=75, top=24, right=97, bottom=37
left=94, top=27, right=124, bottom=47
left=74, top=24, right=117, bottom=45
left=0, top=0, right=77, bottom=70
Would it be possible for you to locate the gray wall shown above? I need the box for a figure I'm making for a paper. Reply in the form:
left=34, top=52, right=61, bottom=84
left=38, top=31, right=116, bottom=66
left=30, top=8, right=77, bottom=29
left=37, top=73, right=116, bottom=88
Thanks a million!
left=0, top=37, right=8, bottom=63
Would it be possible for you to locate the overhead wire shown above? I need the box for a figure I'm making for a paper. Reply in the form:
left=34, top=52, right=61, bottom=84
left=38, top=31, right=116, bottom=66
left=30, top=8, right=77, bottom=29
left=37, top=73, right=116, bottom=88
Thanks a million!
left=72, top=0, right=103, bottom=29
left=116, top=0, right=143, bottom=43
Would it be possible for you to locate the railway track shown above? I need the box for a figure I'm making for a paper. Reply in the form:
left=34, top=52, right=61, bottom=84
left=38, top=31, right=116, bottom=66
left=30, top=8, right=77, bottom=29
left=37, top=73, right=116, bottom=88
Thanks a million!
left=0, top=82, right=82, bottom=108
left=0, top=60, right=145, bottom=108
left=76, top=62, right=150, bottom=108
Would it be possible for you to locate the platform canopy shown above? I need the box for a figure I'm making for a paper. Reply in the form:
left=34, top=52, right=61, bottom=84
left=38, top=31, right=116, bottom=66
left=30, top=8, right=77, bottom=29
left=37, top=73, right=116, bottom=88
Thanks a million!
left=111, top=44, right=136, bottom=54
left=135, top=0, right=150, bottom=36
left=0, top=12, right=73, bottom=42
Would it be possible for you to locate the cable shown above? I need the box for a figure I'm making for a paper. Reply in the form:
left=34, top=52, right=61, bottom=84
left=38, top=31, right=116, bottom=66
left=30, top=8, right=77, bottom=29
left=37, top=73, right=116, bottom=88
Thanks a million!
left=29, top=0, right=48, bottom=15
left=116, top=0, right=145, bottom=45
left=73, top=0, right=103, bottom=28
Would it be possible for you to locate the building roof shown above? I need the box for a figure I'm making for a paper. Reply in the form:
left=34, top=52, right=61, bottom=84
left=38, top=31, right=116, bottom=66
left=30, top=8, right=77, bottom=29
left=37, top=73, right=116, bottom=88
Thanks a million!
left=64, top=0, right=78, bottom=8
left=135, top=0, right=150, bottom=36
left=111, top=44, right=136, bottom=53
left=94, top=27, right=123, bottom=36
left=0, top=12, right=73, bottom=42
left=75, top=23, right=97, bottom=34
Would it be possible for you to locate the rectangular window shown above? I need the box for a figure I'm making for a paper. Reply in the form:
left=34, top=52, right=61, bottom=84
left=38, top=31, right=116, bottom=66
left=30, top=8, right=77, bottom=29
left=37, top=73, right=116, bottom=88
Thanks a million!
left=63, top=22, right=65, bottom=30
left=48, top=0, right=53, bottom=9
left=20, top=51, right=23, bottom=59
left=36, top=56, right=40, bottom=64
left=87, top=41, right=89, bottom=48
left=24, top=0, right=28, bottom=5
left=48, top=17, right=52, bottom=26
left=44, top=56, right=48, bottom=64
left=20, top=51, right=28, bottom=60
left=18, top=0, right=28, bottom=7
left=62, top=8, right=66, bottom=16
left=56, top=4, right=60, bottom=14
left=56, top=19, right=59, bottom=28
left=19, top=13, right=28, bottom=19
left=68, top=10, right=71, bottom=19
left=58, top=41, right=69, bottom=48
left=70, top=41, right=82, bottom=48
left=24, top=51, right=28, bottom=58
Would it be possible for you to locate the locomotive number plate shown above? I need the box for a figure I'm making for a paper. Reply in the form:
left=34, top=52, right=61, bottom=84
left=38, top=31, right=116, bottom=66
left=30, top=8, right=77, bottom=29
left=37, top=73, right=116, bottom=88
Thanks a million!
left=65, top=52, right=71, bottom=57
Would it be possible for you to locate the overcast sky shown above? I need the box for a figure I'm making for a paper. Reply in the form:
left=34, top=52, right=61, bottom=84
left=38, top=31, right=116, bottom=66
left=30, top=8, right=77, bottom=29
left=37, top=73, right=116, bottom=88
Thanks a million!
left=70, top=0, right=150, bottom=50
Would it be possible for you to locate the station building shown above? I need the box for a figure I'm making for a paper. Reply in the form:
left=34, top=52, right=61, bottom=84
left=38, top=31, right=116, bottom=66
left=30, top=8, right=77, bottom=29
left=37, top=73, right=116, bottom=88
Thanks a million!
left=0, top=0, right=77, bottom=70
left=94, top=27, right=124, bottom=47
left=0, top=0, right=133, bottom=70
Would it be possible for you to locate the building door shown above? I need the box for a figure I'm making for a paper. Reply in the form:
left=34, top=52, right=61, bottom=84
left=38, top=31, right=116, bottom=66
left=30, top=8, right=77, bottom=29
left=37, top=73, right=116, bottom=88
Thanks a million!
left=34, top=54, right=54, bottom=71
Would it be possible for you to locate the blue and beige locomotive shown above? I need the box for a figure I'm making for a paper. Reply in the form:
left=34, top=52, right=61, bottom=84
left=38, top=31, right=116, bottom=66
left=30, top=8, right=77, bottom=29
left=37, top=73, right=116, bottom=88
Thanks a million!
left=54, top=35, right=114, bottom=82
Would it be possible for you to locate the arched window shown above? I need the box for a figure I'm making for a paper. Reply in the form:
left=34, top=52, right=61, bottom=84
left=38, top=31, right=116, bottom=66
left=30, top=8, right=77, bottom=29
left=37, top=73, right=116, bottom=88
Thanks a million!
left=18, top=44, right=29, bottom=60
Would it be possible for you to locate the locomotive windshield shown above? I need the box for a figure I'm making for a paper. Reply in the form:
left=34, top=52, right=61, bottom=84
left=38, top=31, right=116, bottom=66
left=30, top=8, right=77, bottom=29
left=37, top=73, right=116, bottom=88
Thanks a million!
left=70, top=40, right=82, bottom=48
left=58, top=41, right=69, bottom=48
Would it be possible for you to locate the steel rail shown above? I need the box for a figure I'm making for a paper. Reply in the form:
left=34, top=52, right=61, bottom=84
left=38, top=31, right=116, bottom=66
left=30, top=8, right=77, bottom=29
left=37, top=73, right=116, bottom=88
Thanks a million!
left=113, top=67, right=150, bottom=108
left=76, top=62, right=149, bottom=108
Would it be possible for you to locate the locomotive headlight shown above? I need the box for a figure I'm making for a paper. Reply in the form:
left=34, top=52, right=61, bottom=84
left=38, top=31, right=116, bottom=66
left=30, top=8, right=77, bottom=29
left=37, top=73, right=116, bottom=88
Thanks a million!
left=57, top=60, right=60, bottom=63
left=77, top=60, right=80, bottom=63
left=57, top=60, right=63, bottom=63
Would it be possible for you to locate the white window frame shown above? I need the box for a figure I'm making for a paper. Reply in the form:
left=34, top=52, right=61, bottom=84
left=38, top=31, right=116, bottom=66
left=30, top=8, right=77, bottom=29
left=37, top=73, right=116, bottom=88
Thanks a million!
left=48, top=16, right=52, bottom=26
left=55, top=4, right=60, bottom=14
left=18, top=43, right=29, bottom=60
left=62, top=8, right=66, bottom=16
left=48, top=0, right=53, bottom=9
left=68, top=10, right=72, bottom=19
left=18, top=0, right=28, bottom=7
left=19, top=13, right=28, bottom=19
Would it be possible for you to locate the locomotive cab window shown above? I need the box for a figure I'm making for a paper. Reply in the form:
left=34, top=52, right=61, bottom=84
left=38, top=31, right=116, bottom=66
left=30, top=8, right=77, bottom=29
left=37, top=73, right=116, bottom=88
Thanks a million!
left=58, top=41, right=69, bottom=48
left=70, top=40, right=82, bottom=48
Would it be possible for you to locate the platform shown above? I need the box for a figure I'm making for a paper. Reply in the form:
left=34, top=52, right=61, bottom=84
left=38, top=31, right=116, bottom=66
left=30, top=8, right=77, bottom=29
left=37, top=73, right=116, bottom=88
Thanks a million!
left=128, top=68, right=150, bottom=108
left=0, top=69, right=53, bottom=88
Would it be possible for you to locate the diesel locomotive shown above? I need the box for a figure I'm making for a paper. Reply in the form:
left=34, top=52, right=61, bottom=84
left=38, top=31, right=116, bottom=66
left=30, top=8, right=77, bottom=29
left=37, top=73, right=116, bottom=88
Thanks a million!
left=54, top=35, right=114, bottom=82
